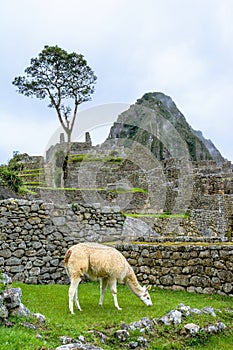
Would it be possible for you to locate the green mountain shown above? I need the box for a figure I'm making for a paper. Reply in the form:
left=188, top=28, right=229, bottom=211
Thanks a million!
left=106, top=92, right=224, bottom=163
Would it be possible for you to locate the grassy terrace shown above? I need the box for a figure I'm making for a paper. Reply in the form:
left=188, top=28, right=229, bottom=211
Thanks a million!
left=19, top=168, right=45, bottom=176
left=123, top=212, right=190, bottom=219
left=68, top=154, right=124, bottom=163
left=26, top=186, right=148, bottom=193
left=113, top=241, right=233, bottom=247
left=1, top=283, right=232, bottom=350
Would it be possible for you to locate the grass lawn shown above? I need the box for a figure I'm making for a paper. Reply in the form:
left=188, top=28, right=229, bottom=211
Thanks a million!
left=0, top=282, right=232, bottom=349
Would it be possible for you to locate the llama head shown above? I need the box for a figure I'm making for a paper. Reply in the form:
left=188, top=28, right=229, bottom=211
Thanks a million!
left=140, top=285, right=152, bottom=306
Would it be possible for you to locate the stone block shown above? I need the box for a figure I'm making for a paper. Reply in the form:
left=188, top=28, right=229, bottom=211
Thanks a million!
left=192, top=275, right=211, bottom=287
left=5, top=257, right=21, bottom=266
left=2, top=288, right=22, bottom=309
left=10, top=265, right=25, bottom=273
left=173, top=275, right=189, bottom=286
left=0, top=249, right=11, bottom=259
left=160, top=275, right=173, bottom=285
left=217, top=270, right=233, bottom=283
left=29, top=267, right=40, bottom=276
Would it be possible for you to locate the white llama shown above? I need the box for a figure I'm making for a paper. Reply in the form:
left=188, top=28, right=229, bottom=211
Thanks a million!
left=64, top=242, right=152, bottom=314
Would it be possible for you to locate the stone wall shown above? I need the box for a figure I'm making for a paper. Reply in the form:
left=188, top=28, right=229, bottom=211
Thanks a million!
left=0, top=199, right=232, bottom=297
left=0, top=199, right=125, bottom=284
left=116, top=243, right=233, bottom=296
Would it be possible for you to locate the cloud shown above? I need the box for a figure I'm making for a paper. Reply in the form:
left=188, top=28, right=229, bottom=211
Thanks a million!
left=0, top=113, right=58, bottom=163
left=213, top=1, right=233, bottom=48
left=145, top=44, right=207, bottom=91
left=0, top=0, right=233, bottom=163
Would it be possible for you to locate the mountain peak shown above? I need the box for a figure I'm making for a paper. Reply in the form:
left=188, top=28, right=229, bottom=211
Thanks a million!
left=106, top=92, right=225, bottom=163
left=137, top=92, right=174, bottom=109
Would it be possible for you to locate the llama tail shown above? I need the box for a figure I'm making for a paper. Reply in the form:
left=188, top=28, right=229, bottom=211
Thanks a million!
left=64, top=249, right=72, bottom=277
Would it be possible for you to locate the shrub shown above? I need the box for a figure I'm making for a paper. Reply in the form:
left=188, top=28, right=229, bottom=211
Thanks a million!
left=0, top=166, right=23, bottom=193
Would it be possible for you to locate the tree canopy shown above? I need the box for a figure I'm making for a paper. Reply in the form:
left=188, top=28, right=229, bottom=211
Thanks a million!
left=12, top=45, right=97, bottom=145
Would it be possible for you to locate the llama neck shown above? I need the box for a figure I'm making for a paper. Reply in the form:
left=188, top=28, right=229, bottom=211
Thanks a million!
left=125, top=266, right=144, bottom=297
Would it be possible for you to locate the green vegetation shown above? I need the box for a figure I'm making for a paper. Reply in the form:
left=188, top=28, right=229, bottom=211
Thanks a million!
left=18, top=168, right=44, bottom=173
left=19, top=168, right=46, bottom=191
left=0, top=271, right=6, bottom=293
left=123, top=212, right=190, bottom=219
left=0, top=153, right=43, bottom=194
left=7, top=153, right=28, bottom=172
left=1, top=283, right=232, bottom=350
left=0, top=326, right=44, bottom=350
left=0, top=166, right=23, bottom=193
left=26, top=185, right=147, bottom=195
left=109, top=187, right=148, bottom=194
left=68, top=153, right=123, bottom=163
left=117, top=241, right=233, bottom=247
left=23, top=182, right=47, bottom=186
left=18, top=169, right=44, bottom=178
left=0, top=153, right=30, bottom=192
left=33, top=186, right=106, bottom=191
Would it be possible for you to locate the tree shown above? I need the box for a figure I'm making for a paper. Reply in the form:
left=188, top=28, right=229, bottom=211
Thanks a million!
left=12, top=45, right=97, bottom=149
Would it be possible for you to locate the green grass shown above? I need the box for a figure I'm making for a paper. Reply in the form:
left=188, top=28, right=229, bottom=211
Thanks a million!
left=27, top=186, right=147, bottom=194
left=68, top=153, right=123, bottom=163
left=28, top=186, right=106, bottom=191
left=19, top=173, right=45, bottom=178
left=123, top=212, right=190, bottom=219
left=1, top=283, right=231, bottom=350
left=19, top=168, right=44, bottom=173
left=0, top=326, right=44, bottom=350
left=108, top=187, right=148, bottom=194
left=23, top=182, right=47, bottom=186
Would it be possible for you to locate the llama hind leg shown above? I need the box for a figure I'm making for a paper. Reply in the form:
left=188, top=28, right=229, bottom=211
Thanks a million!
left=69, top=277, right=82, bottom=314
left=74, top=278, right=82, bottom=311
left=99, top=277, right=108, bottom=307
left=109, top=278, right=122, bottom=310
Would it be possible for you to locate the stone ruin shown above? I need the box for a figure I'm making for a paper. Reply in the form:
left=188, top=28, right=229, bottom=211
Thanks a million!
left=16, top=136, right=233, bottom=240
left=11, top=92, right=233, bottom=240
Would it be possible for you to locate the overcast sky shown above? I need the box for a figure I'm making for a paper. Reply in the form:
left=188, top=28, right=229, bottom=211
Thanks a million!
left=0, top=0, right=233, bottom=164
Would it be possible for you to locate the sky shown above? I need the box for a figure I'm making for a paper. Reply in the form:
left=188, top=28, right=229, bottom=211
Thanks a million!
left=0, top=0, right=233, bottom=164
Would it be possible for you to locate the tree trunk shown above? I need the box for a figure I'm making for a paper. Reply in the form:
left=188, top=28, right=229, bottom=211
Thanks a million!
left=66, top=130, right=72, bottom=155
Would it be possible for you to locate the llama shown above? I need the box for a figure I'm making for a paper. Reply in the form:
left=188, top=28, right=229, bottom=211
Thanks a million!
left=64, top=242, right=152, bottom=314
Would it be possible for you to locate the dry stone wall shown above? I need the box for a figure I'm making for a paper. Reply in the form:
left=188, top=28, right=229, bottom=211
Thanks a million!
left=0, top=199, right=232, bottom=297
left=116, top=243, right=233, bottom=296
left=0, top=199, right=125, bottom=284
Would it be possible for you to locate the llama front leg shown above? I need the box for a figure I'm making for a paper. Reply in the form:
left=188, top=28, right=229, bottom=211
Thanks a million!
left=109, top=278, right=122, bottom=310
left=68, top=277, right=82, bottom=314
left=99, top=277, right=108, bottom=307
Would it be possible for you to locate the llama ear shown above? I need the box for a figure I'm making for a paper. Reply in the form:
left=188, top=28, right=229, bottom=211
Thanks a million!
left=146, top=285, right=151, bottom=291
